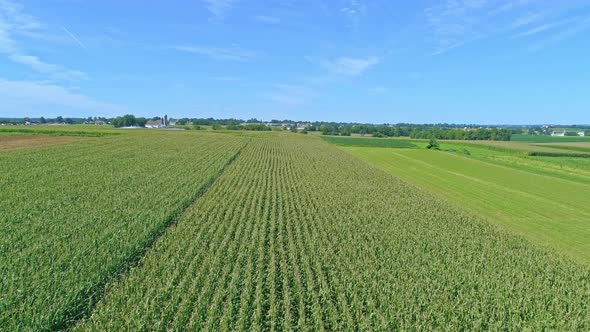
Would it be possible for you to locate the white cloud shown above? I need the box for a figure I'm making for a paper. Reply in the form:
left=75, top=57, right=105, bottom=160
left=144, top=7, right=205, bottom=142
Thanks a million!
left=0, top=0, right=86, bottom=80
left=511, top=18, right=571, bottom=38
left=509, top=11, right=547, bottom=29
left=0, top=78, right=126, bottom=115
left=529, top=16, right=590, bottom=52
left=425, top=0, right=489, bottom=55
left=340, top=0, right=366, bottom=30
left=425, top=0, right=590, bottom=55
left=175, top=45, right=257, bottom=61
left=254, top=15, right=280, bottom=24
left=202, top=0, right=237, bottom=18
left=367, top=86, right=387, bottom=95
left=321, top=56, right=380, bottom=76
left=8, top=54, right=86, bottom=80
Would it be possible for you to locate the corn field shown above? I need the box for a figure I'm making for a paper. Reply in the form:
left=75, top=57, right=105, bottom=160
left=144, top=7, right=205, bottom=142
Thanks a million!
left=0, top=131, right=246, bottom=330
left=67, top=134, right=589, bottom=331
left=1, top=131, right=589, bottom=330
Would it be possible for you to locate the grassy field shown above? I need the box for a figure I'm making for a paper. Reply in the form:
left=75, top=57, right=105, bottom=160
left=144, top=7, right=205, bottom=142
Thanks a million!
left=320, top=135, right=416, bottom=148
left=2, top=129, right=589, bottom=330
left=511, top=134, right=590, bottom=143
left=435, top=141, right=590, bottom=185
left=532, top=142, right=590, bottom=153
left=342, top=146, right=590, bottom=264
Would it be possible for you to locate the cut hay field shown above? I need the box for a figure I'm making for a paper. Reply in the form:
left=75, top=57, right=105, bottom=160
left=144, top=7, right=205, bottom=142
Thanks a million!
left=341, top=146, right=590, bottom=264
left=2, top=129, right=589, bottom=330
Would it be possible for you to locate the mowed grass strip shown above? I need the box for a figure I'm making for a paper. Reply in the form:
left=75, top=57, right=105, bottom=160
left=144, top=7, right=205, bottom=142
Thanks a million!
left=0, top=131, right=247, bottom=330
left=76, top=135, right=589, bottom=330
left=321, top=135, right=416, bottom=148
left=343, top=147, right=590, bottom=263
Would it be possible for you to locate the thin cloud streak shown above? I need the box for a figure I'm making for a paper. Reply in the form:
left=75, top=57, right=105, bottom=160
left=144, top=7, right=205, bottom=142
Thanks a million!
left=62, top=26, right=87, bottom=50
left=202, top=0, right=237, bottom=18
left=175, top=45, right=258, bottom=61
left=320, top=56, right=381, bottom=76
left=426, top=0, right=590, bottom=55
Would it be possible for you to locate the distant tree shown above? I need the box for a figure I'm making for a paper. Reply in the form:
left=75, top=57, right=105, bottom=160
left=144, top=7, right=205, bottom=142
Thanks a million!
left=112, top=114, right=138, bottom=128
left=301, top=128, right=308, bottom=134
left=56, top=116, right=64, bottom=123
left=426, top=138, right=440, bottom=150
left=64, top=118, right=74, bottom=124
left=290, top=126, right=298, bottom=133
left=39, top=117, right=47, bottom=124
left=212, top=124, right=223, bottom=130
left=177, top=118, right=189, bottom=125
left=135, top=117, right=147, bottom=127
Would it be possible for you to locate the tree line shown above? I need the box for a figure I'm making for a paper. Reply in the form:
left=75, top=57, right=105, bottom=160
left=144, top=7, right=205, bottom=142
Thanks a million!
left=311, top=124, right=512, bottom=141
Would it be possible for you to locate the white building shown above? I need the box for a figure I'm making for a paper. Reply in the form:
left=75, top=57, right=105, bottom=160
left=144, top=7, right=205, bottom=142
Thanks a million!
left=145, top=119, right=166, bottom=128
left=551, top=130, right=566, bottom=137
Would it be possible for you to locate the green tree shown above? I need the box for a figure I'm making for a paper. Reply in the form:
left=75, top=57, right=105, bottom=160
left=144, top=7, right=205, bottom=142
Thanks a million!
left=426, top=138, right=439, bottom=150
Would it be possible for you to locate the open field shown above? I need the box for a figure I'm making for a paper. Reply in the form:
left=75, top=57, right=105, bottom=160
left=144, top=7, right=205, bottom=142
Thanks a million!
left=2, top=129, right=590, bottom=330
left=320, top=136, right=416, bottom=148
left=532, top=142, right=590, bottom=153
left=0, top=126, right=121, bottom=137
left=433, top=141, right=590, bottom=185
left=342, top=146, right=590, bottom=263
left=448, top=139, right=590, bottom=154
left=511, top=134, right=590, bottom=143
left=0, top=135, right=87, bottom=150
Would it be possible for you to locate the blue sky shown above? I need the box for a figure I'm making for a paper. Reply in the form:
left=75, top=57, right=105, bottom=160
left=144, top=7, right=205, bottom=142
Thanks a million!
left=1, top=0, right=589, bottom=124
